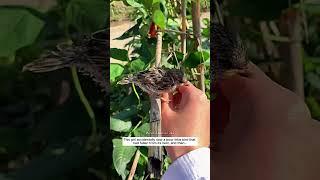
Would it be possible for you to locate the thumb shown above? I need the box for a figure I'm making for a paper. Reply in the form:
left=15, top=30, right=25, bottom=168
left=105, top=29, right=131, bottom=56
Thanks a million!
left=218, top=62, right=265, bottom=102
left=218, top=75, right=247, bottom=102
left=161, top=93, right=174, bottom=116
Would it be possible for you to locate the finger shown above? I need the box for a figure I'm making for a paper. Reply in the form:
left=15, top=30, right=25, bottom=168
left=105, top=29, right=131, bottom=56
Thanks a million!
left=218, top=75, right=247, bottom=102
left=218, top=61, right=264, bottom=101
left=178, top=82, right=203, bottom=97
left=161, top=93, right=171, bottom=103
left=161, top=93, right=174, bottom=115
left=246, top=61, right=269, bottom=80
left=161, top=93, right=170, bottom=108
left=177, top=81, right=193, bottom=94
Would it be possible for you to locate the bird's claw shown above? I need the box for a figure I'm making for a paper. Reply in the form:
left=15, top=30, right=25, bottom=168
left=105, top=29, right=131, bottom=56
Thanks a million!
left=161, top=97, right=171, bottom=103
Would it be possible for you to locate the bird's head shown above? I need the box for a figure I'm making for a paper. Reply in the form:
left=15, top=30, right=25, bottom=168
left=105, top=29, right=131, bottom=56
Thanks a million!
left=167, top=68, right=187, bottom=84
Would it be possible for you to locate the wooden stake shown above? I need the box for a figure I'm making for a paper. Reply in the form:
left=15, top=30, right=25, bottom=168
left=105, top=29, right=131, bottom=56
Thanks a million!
left=279, top=9, right=304, bottom=99
left=148, top=30, right=163, bottom=179
left=181, top=0, right=187, bottom=56
left=191, top=0, right=205, bottom=92
left=128, top=150, right=141, bottom=180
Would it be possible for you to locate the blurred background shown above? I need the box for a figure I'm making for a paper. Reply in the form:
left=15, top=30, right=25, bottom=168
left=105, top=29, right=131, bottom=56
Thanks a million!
left=0, top=0, right=109, bottom=180
left=213, top=0, right=320, bottom=120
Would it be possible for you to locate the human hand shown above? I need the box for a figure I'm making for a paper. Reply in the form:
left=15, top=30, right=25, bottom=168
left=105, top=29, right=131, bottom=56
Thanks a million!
left=161, top=82, right=210, bottom=161
left=214, top=62, right=320, bottom=180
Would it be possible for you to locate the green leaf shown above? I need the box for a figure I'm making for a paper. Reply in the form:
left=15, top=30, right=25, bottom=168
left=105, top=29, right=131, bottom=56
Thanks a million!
left=0, top=55, right=15, bottom=66
left=125, top=0, right=143, bottom=8
left=153, top=9, right=166, bottom=29
left=300, top=3, right=320, bottom=15
left=66, top=0, right=107, bottom=33
left=168, top=51, right=184, bottom=65
left=306, top=96, right=320, bottom=119
left=184, top=51, right=210, bottom=68
left=13, top=142, right=88, bottom=180
left=112, top=139, right=137, bottom=179
left=0, top=174, right=11, bottom=180
left=32, top=100, right=91, bottom=143
left=0, top=8, right=44, bottom=57
left=304, top=60, right=316, bottom=72
left=140, top=0, right=152, bottom=10
left=202, top=27, right=210, bottom=38
left=134, top=148, right=147, bottom=179
left=167, top=18, right=180, bottom=29
left=113, top=106, right=138, bottom=120
left=129, top=59, right=146, bottom=72
left=306, top=72, right=320, bottom=91
left=305, top=56, right=320, bottom=64
left=152, top=0, right=161, bottom=4
left=163, top=156, right=172, bottom=171
left=139, top=24, right=150, bottom=38
left=110, top=48, right=129, bottom=61
left=110, top=64, right=125, bottom=82
left=135, top=38, right=154, bottom=63
left=110, top=117, right=132, bottom=132
left=0, top=128, right=30, bottom=153
left=110, top=106, right=138, bottom=132
left=119, top=94, right=139, bottom=108
left=316, top=67, right=320, bottom=75
left=204, top=56, right=210, bottom=67
left=133, top=123, right=149, bottom=137
left=123, top=0, right=147, bottom=17
left=227, top=0, right=299, bottom=20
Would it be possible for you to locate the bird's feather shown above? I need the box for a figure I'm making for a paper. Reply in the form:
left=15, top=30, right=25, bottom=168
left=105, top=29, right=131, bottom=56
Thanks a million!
left=23, top=29, right=109, bottom=93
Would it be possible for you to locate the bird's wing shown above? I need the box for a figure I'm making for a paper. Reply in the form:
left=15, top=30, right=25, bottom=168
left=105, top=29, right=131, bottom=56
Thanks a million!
left=22, top=30, right=109, bottom=93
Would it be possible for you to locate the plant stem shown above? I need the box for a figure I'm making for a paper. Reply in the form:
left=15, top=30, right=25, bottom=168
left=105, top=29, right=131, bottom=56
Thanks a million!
left=279, top=9, right=304, bottom=99
left=71, top=66, right=97, bottom=135
left=192, top=0, right=205, bottom=92
left=128, top=150, right=141, bottom=180
left=214, top=0, right=224, bottom=25
left=132, top=83, right=141, bottom=105
left=180, top=0, right=187, bottom=56
left=148, top=29, right=163, bottom=179
left=129, top=120, right=142, bottom=137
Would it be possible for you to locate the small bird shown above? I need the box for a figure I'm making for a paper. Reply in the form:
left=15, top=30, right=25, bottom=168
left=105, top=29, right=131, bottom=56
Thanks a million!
left=23, top=29, right=108, bottom=93
left=118, top=67, right=187, bottom=97
left=212, top=23, right=250, bottom=151
left=212, top=23, right=249, bottom=83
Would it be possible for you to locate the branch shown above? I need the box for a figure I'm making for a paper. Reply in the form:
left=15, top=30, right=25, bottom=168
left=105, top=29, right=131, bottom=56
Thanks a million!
left=155, top=31, right=163, bottom=67
left=191, top=0, right=205, bottom=92
left=128, top=150, right=141, bottom=180
left=148, top=29, right=163, bottom=179
left=192, top=0, right=201, bottom=48
left=71, top=66, right=96, bottom=135
left=181, top=0, right=187, bottom=56
left=279, top=9, right=304, bottom=98
left=214, top=0, right=224, bottom=25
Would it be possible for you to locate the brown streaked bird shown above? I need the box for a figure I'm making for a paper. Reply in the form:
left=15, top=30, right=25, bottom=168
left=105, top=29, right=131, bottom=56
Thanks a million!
left=212, top=23, right=250, bottom=152
left=22, top=29, right=108, bottom=93
left=212, top=22, right=249, bottom=83
left=118, top=67, right=187, bottom=97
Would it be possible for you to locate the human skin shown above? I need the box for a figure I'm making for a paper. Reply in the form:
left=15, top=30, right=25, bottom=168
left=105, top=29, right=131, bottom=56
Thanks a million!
left=161, top=82, right=210, bottom=161
left=214, top=62, right=320, bottom=180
